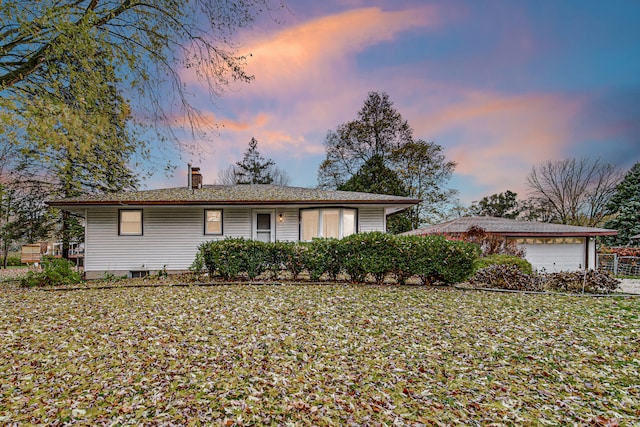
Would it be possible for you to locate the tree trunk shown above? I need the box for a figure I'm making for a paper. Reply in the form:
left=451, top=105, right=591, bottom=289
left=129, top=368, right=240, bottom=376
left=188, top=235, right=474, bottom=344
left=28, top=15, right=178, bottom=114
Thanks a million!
left=61, top=210, right=70, bottom=260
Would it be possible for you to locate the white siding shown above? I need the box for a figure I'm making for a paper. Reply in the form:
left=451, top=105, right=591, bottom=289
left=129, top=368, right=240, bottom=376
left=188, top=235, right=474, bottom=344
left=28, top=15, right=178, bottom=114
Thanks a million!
left=275, top=208, right=299, bottom=242
left=223, top=208, right=251, bottom=239
left=85, top=207, right=251, bottom=276
left=84, top=205, right=390, bottom=277
left=358, top=207, right=385, bottom=233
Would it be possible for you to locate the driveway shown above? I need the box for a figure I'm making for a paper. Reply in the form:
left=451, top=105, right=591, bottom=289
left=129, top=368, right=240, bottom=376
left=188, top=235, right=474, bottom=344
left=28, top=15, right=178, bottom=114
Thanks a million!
left=619, top=279, right=640, bottom=294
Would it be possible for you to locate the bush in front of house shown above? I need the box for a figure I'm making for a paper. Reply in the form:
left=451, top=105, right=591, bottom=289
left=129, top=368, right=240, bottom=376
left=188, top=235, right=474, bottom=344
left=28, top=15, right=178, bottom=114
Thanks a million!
left=474, top=254, right=533, bottom=275
left=197, top=237, right=269, bottom=280
left=435, top=238, right=483, bottom=284
left=305, top=238, right=343, bottom=281
left=341, top=232, right=401, bottom=284
left=192, top=233, right=481, bottom=285
left=20, top=257, right=82, bottom=287
left=409, top=235, right=482, bottom=284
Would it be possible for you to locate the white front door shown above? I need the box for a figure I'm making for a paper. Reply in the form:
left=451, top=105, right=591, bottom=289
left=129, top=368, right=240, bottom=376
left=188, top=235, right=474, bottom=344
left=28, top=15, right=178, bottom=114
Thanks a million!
left=253, top=210, right=275, bottom=242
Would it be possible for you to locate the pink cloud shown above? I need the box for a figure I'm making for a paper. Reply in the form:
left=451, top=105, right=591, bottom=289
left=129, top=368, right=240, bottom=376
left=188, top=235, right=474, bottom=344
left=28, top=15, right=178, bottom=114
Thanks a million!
left=169, top=3, right=587, bottom=199
left=408, top=88, right=584, bottom=197
left=236, top=6, right=438, bottom=94
left=174, top=5, right=442, bottom=183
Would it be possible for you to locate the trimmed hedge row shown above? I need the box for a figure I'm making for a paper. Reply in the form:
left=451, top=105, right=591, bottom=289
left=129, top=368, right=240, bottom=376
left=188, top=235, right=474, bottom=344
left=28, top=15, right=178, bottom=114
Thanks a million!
left=191, top=232, right=481, bottom=285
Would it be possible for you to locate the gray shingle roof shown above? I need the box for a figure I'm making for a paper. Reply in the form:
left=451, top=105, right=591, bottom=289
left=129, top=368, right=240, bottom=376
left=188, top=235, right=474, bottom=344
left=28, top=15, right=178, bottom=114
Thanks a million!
left=402, top=216, right=617, bottom=237
left=47, top=185, right=421, bottom=207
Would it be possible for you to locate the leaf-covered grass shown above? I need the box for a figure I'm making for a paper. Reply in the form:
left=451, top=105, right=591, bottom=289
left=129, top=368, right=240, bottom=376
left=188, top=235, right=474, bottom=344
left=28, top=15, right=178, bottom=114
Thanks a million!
left=1, top=285, right=638, bottom=425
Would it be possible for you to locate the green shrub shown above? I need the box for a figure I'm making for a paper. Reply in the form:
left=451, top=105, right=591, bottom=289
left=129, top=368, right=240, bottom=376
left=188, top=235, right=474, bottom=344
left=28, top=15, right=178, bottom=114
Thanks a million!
left=435, top=239, right=482, bottom=284
left=211, top=238, right=264, bottom=280
left=20, top=257, right=82, bottom=287
left=306, top=238, right=343, bottom=281
left=6, top=256, right=22, bottom=266
left=393, top=235, right=421, bottom=285
left=341, top=232, right=398, bottom=284
left=475, top=254, right=533, bottom=275
left=283, top=242, right=307, bottom=280
left=195, top=238, right=283, bottom=281
left=404, top=235, right=443, bottom=284
left=262, top=241, right=289, bottom=279
left=408, top=235, right=480, bottom=285
left=242, top=239, right=267, bottom=280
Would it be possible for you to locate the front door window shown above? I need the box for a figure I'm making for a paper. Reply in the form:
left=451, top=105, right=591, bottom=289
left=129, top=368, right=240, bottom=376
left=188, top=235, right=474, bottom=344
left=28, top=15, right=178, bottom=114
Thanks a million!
left=255, top=212, right=272, bottom=242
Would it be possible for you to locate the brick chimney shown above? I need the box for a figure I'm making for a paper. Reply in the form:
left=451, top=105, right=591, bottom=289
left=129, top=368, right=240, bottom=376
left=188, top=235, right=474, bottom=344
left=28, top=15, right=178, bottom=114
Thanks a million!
left=190, top=166, right=202, bottom=189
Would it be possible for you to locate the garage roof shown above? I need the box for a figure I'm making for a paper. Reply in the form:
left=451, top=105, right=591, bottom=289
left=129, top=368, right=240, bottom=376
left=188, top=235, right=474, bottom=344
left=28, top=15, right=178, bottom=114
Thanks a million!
left=403, top=216, right=617, bottom=237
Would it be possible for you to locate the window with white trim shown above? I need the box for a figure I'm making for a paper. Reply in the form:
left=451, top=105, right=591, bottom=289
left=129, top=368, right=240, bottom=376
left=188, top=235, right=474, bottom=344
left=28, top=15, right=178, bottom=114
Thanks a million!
left=205, top=209, right=223, bottom=235
left=119, top=210, right=143, bottom=236
left=301, top=208, right=357, bottom=240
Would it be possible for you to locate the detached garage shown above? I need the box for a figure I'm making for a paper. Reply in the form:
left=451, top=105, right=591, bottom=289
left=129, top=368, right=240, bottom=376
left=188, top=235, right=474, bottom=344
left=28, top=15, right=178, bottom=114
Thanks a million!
left=403, top=216, right=617, bottom=272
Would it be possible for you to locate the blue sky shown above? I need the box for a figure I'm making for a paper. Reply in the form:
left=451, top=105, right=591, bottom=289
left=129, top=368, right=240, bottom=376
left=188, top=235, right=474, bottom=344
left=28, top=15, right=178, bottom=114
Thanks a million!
left=149, top=0, right=640, bottom=204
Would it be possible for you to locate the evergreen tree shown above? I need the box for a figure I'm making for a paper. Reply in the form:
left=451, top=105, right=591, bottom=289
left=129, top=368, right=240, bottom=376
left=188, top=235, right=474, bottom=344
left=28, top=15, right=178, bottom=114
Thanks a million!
left=338, top=155, right=408, bottom=196
left=219, top=138, right=290, bottom=185
left=235, top=138, right=275, bottom=184
left=603, top=162, right=640, bottom=246
left=338, top=155, right=412, bottom=233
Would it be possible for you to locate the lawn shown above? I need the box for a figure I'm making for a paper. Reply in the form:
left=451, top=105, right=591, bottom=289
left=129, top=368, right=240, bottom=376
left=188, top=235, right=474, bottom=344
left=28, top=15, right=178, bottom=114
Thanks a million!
left=1, top=284, right=638, bottom=426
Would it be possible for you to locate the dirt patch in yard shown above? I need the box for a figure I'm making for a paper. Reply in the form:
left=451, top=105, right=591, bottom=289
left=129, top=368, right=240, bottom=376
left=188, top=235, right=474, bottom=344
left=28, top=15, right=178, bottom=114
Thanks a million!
left=0, top=267, right=29, bottom=282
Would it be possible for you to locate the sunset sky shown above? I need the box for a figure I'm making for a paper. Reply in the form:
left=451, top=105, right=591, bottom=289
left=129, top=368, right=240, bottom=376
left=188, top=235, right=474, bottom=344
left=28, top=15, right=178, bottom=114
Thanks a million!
left=153, top=0, right=640, bottom=205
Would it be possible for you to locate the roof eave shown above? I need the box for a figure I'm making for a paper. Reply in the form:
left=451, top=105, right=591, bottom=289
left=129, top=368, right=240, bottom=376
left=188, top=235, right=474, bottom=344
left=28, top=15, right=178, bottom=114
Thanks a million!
left=416, top=230, right=618, bottom=237
left=47, top=199, right=422, bottom=208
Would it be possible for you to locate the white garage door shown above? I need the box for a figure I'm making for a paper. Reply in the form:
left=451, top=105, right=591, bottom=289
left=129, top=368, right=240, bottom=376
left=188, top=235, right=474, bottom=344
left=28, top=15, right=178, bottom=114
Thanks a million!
left=520, top=243, right=585, bottom=272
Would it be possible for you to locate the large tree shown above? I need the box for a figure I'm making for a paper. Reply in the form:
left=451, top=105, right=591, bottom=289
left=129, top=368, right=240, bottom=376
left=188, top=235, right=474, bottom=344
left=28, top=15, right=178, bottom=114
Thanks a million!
left=603, top=162, right=640, bottom=246
left=318, top=91, right=413, bottom=189
left=2, top=1, right=274, bottom=256
left=11, top=50, right=143, bottom=258
left=470, top=190, right=521, bottom=219
left=218, top=137, right=290, bottom=185
left=526, top=157, right=623, bottom=226
left=0, top=0, right=277, bottom=155
left=391, top=140, right=457, bottom=227
left=318, top=91, right=457, bottom=228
